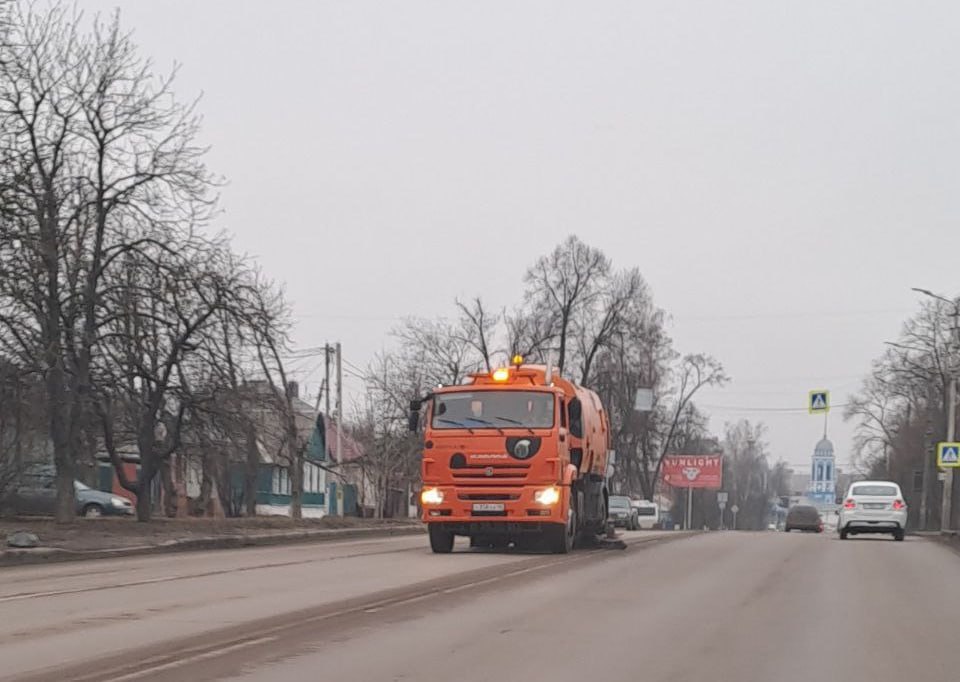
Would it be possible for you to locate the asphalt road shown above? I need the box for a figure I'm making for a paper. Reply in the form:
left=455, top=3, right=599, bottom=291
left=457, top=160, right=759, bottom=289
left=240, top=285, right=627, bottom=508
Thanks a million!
left=4, top=530, right=960, bottom=682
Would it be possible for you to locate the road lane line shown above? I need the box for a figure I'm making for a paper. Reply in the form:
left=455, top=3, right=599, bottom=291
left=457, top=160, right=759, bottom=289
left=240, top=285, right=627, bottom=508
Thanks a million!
left=0, top=542, right=427, bottom=603
left=104, top=636, right=279, bottom=682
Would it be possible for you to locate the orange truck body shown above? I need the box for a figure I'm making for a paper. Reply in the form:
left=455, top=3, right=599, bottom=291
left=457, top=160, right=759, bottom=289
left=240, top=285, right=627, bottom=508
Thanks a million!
left=413, top=362, right=612, bottom=553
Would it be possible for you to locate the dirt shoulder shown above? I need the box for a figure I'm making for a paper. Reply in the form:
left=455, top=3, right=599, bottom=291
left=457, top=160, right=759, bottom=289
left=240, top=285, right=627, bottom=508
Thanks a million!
left=1, top=516, right=424, bottom=567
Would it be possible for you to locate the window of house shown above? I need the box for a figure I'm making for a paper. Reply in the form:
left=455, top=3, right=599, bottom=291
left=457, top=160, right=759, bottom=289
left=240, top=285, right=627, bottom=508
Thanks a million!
left=913, top=469, right=923, bottom=493
left=273, top=467, right=290, bottom=496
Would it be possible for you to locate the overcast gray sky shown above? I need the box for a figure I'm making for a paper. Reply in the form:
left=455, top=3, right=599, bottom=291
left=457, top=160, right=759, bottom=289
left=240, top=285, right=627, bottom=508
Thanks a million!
left=80, top=0, right=960, bottom=472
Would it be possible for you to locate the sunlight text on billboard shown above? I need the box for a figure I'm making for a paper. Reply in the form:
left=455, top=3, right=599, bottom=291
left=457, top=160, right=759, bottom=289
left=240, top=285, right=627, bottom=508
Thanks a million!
left=662, top=455, right=723, bottom=489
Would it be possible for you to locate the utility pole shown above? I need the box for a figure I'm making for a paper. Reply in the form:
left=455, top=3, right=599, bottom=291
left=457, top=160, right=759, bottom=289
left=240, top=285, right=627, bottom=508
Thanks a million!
left=943, top=376, right=957, bottom=532
left=335, top=342, right=342, bottom=465
left=334, top=342, right=343, bottom=515
left=324, top=344, right=332, bottom=417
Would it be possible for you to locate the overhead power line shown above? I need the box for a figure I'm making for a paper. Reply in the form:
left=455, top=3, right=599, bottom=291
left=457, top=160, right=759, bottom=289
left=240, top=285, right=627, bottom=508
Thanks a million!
left=700, top=403, right=849, bottom=413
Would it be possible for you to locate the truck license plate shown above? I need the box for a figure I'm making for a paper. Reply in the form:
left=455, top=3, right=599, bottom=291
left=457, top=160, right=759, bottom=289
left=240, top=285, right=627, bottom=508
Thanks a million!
left=472, top=503, right=505, bottom=512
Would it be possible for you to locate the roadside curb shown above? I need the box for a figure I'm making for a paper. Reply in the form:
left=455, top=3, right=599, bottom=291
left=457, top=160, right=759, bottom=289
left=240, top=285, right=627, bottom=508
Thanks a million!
left=918, top=530, right=960, bottom=555
left=0, top=524, right=426, bottom=568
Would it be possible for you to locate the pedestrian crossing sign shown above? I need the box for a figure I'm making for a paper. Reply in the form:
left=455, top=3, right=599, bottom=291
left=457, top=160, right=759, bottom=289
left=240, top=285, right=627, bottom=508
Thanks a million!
left=808, top=390, right=830, bottom=414
left=937, top=442, right=960, bottom=468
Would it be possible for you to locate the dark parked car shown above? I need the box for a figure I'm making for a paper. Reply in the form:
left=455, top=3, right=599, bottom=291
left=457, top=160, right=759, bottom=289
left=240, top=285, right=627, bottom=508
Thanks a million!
left=3, top=468, right=134, bottom=518
left=785, top=504, right=823, bottom=533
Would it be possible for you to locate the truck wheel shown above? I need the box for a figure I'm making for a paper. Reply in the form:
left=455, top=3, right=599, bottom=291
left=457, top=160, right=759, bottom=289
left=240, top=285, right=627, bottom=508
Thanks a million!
left=552, top=506, right=577, bottom=554
left=428, top=524, right=454, bottom=553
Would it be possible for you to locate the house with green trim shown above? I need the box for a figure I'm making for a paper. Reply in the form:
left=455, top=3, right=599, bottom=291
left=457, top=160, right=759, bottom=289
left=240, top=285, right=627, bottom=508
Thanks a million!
left=239, top=381, right=331, bottom=518
left=87, top=380, right=363, bottom=518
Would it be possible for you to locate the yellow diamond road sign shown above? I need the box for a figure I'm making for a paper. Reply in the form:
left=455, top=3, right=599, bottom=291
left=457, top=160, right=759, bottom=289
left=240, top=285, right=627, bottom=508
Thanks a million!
left=938, top=442, right=960, bottom=468
left=809, top=390, right=830, bottom=414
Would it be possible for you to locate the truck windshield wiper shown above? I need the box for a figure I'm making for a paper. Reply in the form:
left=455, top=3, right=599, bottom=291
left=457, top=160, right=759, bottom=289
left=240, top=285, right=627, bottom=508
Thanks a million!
left=436, top=418, right=474, bottom=433
left=493, top=416, right=535, bottom=434
left=465, top=417, right=505, bottom=434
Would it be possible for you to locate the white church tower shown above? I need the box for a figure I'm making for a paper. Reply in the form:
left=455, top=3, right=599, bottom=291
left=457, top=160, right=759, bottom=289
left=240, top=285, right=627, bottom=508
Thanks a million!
left=808, top=437, right=836, bottom=506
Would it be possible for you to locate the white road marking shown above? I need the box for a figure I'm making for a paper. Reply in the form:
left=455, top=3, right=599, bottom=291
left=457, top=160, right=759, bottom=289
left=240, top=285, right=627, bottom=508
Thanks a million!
left=105, top=636, right=279, bottom=681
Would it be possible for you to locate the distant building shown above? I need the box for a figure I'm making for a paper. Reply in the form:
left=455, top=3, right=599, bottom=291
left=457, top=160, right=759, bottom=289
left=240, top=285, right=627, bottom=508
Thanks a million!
left=789, top=471, right=811, bottom=498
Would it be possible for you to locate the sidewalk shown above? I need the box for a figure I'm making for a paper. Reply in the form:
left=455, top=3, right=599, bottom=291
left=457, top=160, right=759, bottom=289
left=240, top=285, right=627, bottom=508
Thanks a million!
left=0, top=516, right=424, bottom=567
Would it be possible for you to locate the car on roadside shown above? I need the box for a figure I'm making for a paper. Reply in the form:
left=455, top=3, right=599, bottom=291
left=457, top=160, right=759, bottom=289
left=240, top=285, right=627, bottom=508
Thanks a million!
left=785, top=504, right=823, bottom=533
left=2, top=467, right=134, bottom=518
left=630, top=499, right=659, bottom=529
left=837, top=480, right=907, bottom=541
left=608, top=495, right=638, bottom=530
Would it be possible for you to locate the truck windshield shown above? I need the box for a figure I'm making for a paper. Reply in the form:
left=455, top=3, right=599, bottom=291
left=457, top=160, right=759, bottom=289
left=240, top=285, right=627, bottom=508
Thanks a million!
left=431, top=391, right=554, bottom=430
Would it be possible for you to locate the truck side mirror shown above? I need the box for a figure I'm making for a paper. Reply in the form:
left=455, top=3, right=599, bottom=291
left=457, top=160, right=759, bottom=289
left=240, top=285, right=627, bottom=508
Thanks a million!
left=408, top=400, right=421, bottom=433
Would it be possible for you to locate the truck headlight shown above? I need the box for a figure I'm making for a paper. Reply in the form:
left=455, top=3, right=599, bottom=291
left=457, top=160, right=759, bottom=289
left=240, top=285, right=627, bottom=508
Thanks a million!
left=421, top=488, right=444, bottom=505
left=534, top=487, right=561, bottom=505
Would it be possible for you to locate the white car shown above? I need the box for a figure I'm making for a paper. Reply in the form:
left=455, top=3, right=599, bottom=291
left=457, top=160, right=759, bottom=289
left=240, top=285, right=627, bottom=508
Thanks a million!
left=837, top=481, right=908, bottom=541
left=630, top=500, right=659, bottom=530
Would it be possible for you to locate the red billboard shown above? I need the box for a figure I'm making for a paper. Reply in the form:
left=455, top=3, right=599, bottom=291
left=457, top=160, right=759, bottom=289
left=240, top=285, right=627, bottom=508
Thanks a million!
left=662, top=455, right=723, bottom=489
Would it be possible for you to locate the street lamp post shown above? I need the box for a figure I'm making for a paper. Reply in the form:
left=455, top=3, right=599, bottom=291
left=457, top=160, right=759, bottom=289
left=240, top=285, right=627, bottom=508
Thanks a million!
left=912, top=288, right=960, bottom=532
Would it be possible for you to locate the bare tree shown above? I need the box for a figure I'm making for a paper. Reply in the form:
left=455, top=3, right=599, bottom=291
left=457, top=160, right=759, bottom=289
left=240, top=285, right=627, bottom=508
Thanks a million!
left=65, top=9, right=217, bottom=487
left=95, top=239, right=234, bottom=520
left=352, top=352, right=423, bottom=518
left=393, top=316, right=480, bottom=387
left=241, top=278, right=309, bottom=520
left=575, top=267, right=645, bottom=385
left=523, top=235, right=610, bottom=376
left=0, top=3, right=217, bottom=521
left=186, top=299, right=269, bottom=518
left=721, top=420, right=771, bottom=530
left=0, top=3, right=90, bottom=521
left=455, top=297, right=497, bottom=371
left=504, top=305, right=556, bottom=363
left=846, top=298, right=958, bottom=528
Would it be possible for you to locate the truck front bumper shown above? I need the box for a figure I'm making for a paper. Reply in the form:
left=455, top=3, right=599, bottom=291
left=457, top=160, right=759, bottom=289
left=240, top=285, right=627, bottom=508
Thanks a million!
left=420, top=485, right=568, bottom=527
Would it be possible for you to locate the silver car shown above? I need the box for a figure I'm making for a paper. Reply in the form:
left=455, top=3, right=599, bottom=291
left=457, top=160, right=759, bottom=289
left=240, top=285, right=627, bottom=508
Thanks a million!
left=3, top=466, right=134, bottom=518
left=838, top=480, right=907, bottom=541
left=608, top=495, right=638, bottom=530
